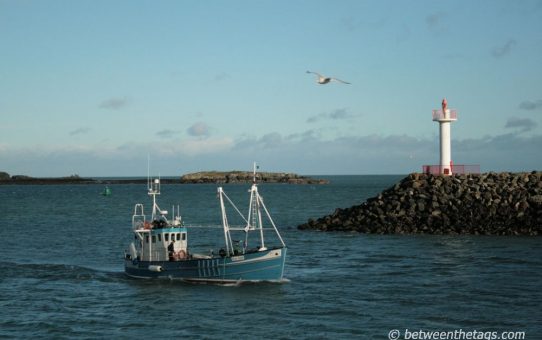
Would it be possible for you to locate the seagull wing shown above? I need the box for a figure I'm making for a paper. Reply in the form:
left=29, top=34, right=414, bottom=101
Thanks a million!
left=331, top=77, right=351, bottom=84
left=306, top=70, right=324, bottom=78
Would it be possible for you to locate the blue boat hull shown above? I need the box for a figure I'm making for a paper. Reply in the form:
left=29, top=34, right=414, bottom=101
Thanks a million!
left=125, top=247, right=286, bottom=283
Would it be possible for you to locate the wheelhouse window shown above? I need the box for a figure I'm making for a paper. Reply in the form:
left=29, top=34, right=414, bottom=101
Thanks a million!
left=176, top=233, right=181, bottom=241
left=165, top=234, right=169, bottom=242
left=158, top=234, right=162, bottom=242
left=182, top=233, right=186, bottom=241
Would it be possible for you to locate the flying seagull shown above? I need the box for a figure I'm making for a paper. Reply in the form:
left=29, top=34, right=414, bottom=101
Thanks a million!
left=306, top=71, right=351, bottom=85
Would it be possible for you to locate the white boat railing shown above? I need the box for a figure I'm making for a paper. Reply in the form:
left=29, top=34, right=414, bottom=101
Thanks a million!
left=132, top=204, right=145, bottom=230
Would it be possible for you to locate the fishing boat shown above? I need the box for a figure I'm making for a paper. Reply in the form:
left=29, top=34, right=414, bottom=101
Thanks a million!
left=124, top=164, right=287, bottom=283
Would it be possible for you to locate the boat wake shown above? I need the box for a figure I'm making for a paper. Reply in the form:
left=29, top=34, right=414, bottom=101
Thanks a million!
left=179, top=278, right=290, bottom=287
left=0, top=259, right=292, bottom=288
left=132, top=275, right=291, bottom=286
left=0, top=261, right=125, bottom=283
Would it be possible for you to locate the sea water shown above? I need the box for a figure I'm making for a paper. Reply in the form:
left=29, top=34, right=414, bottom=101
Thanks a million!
left=0, top=176, right=540, bottom=339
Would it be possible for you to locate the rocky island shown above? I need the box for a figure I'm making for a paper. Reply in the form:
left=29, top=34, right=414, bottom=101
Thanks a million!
left=180, top=171, right=329, bottom=184
left=0, top=172, right=97, bottom=185
left=298, top=172, right=541, bottom=235
left=0, top=172, right=178, bottom=185
left=0, top=171, right=328, bottom=185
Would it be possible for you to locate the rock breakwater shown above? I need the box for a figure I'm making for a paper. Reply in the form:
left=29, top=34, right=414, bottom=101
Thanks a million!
left=180, top=171, right=329, bottom=184
left=298, top=172, right=542, bottom=235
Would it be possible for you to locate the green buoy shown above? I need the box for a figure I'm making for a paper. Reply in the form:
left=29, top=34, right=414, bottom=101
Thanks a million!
left=102, top=186, right=112, bottom=196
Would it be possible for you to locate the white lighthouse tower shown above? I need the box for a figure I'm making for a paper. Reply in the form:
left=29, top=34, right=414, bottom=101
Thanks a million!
left=432, top=98, right=457, bottom=175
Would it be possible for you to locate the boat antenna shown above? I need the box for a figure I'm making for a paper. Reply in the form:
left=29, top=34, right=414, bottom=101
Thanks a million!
left=147, top=154, right=151, bottom=191
left=252, top=161, right=258, bottom=184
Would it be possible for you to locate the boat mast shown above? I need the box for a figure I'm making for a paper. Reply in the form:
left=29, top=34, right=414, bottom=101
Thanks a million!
left=149, top=177, right=161, bottom=220
left=147, top=155, right=162, bottom=220
left=247, top=163, right=256, bottom=230
left=247, top=162, right=267, bottom=251
left=256, top=190, right=266, bottom=251
left=218, top=187, right=234, bottom=255
left=147, top=154, right=150, bottom=194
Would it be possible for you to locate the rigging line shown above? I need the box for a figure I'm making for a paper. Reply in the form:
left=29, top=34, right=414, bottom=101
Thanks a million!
left=259, top=196, right=286, bottom=247
left=176, top=225, right=279, bottom=230
left=222, top=191, right=249, bottom=224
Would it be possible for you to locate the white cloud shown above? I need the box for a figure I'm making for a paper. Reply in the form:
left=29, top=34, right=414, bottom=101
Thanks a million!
left=187, top=122, right=210, bottom=137
left=69, top=127, right=91, bottom=136
left=426, top=12, right=446, bottom=28
left=156, top=129, right=180, bottom=139
left=178, top=137, right=234, bottom=156
left=505, top=117, right=537, bottom=132
left=1, top=131, right=540, bottom=176
left=307, top=108, right=360, bottom=123
left=519, top=99, right=542, bottom=111
left=234, top=133, right=283, bottom=150
left=491, top=39, right=517, bottom=58
left=426, top=11, right=448, bottom=35
left=114, top=137, right=234, bottom=158
left=99, top=97, right=129, bottom=110
left=214, top=72, right=231, bottom=81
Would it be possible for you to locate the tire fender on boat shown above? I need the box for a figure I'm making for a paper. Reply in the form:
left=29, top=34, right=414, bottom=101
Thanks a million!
left=148, top=265, right=164, bottom=272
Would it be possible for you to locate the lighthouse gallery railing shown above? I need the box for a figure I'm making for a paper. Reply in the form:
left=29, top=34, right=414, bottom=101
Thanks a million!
left=422, top=165, right=480, bottom=175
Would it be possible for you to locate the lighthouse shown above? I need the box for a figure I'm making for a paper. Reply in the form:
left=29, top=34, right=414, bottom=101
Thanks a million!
left=432, top=98, right=457, bottom=175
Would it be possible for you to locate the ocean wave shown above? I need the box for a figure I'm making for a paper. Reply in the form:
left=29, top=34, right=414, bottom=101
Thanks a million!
left=0, top=261, right=124, bottom=283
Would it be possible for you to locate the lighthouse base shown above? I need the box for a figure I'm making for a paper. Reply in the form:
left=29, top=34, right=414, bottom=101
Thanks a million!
left=422, top=165, right=480, bottom=175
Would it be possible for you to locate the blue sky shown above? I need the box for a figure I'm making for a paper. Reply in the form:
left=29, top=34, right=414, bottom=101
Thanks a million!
left=1, top=0, right=541, bottom=176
